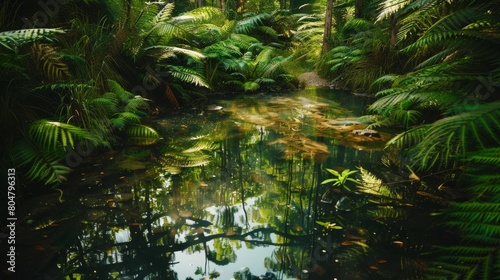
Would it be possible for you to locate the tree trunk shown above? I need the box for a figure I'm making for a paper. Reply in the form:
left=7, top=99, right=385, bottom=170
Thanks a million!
left=355, top=0, right=363, bottom=18
left=390, top=14, right=398, bottom=47
left=322, top=0, right=334, bottom=54
left=197, top=0, right=206, bottom=7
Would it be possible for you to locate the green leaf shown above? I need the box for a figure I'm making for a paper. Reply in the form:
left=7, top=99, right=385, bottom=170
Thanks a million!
left=126, top=124, right=161, bottom=146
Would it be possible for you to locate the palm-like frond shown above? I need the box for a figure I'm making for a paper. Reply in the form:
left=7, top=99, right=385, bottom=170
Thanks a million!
left=29, top=119, right=101, bottom=150
left=411, top=102, right=500, bottom=169
left=107, top=79, right=133, bottom=103
left=385, top=125, right=429, bottom=150
left=126, top=124, right=161, bottom=145
left=376, top=0, right=411, bottom=22
left=145, top=46, right=206, bottom=61
left=12, top=140, right=70, bottom=185
left=171, top=7, right=223, bottom=25
left=167, top=65, right=210, bottom=88
left=234, top=12, right=269, bottom=34
left=91, top=97, right=119, bottom=116
left=31, top=44, right=71, bottom=80
left=466, top=148, right=500, bottom=166
left=111, top=112, right=141, bottom=130
left=153, top=2, right=175, bottom=24
left=124, top=96, right=150, bottom=113
left=243, top=81, right=260, bottom=92
left=0, top=28, right=65, bottom=51
left=426, top=147, right=500, bottom=279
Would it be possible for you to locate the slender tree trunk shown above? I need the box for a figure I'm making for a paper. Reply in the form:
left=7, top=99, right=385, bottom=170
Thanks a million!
left=322, top=0, right=334, bottom=54
left=390, top=14, right=398, bottom=47
left=197, top=0, right=206, bottom=7
left=355, top=0, right=363, bottom=18
left=218, top=0, right=225, bottom=10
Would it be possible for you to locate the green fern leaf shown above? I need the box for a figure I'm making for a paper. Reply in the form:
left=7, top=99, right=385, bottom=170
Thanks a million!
left=126, top=124, right=161, bottom=146
left=168, top=65, right=210, bottom=88
left=124, top=96, right=150, bottom=113
left=235, top=12, right=269, bottom=34
left=29, top=119, right=101, bottom=150
left=12, top=140, right=70, bottom=185
left=243, top=81, right=260, bottom=92
left=107, top=80, right=133, bottom=103
left=0, top=28, right=65, bottom=51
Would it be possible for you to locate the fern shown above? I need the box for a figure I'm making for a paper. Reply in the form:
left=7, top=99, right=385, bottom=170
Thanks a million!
left=91, top=97, right=119, bottom=116
left=28, top=119, right=101, bottom=150
left=234, top=12, right=269, bottom=34
left=124, top=96, right=150, bottom=114
left=426, top=147, right=500, bottom=279
left=12, top=140, right=70, bottom=185
left=243, top=81, right=260, bottom=92
left=107, top=80, right=133, bottom=103
left=31, top=44, right=71, bottom=80
left=167, top=65, right=210, bottom=88
left=126, top=124, right=161, bottom=146
left=0, top=28, right=65, bottom=51
left=411, top=102, right=500, bottom=169
left=153, top=2, right=175, bottom=24
left=145, top=46, right=206, bottom=61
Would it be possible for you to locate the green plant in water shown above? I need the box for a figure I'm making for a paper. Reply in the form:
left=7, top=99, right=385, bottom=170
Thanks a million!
left=321, top=168, right=359, bottom=191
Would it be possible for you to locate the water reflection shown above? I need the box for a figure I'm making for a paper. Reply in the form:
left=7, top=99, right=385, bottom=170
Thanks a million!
left=45, top=89, right=433, bottom=279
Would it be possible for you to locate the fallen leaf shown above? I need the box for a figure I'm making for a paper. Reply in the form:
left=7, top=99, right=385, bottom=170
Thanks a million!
left=393, top=241, right=404, bottom=247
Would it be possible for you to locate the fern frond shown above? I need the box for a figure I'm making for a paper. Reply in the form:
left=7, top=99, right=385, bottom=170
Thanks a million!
left=376, top=0, right=411, bottom=22
left=145, top=46, right=206, bottom=61
left=124, top=96, right=150, bottom=113
left=12, top=140, right=70, bottom=185
left=153, top=2, right=174, bottom=24
left=417, top=102, right=500, bottom=157
left=243, top=81, right=260, bottom=92
left=466, top=148, right=500, bottom=166
left=126, top=124, right=161, bottom=146
left=32, top=44, right=71, bottom=80
left=112, top=112, right=141, bottom=130
left=91, top=97, right=119, bottom=116
left=235, top=12, right=269, bottom=34
left=171, top=7, right=222, bottom=24
left=0, top=28, right=65, bottom=51
left=385, top=125, right=429, bottom=150
left=167, top=65, right=210, bottom=88
left=107, top=80, right=133, bottom=103
left=29, top=119, right=101, bottom=150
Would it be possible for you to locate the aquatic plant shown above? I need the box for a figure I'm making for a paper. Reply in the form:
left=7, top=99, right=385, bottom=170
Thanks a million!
left=321, top=168, right=359, bottom=191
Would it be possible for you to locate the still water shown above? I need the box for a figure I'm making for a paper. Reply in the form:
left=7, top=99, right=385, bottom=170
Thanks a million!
left=30, top=88, right=437, bottom=279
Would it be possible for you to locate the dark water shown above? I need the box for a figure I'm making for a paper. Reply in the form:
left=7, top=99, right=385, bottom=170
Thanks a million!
left=21, top=88, right=439, bottom=279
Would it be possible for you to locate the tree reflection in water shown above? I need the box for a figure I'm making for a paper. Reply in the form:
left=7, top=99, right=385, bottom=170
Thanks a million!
left=53, top=91, right=430, bottom=279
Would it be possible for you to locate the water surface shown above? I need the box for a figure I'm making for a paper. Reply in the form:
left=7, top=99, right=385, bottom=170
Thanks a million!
left=28, top=88, right=436, bottom=279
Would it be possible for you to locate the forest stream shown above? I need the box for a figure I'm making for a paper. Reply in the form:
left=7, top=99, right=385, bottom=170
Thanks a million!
left=6, top=87, right=447, bottom=280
